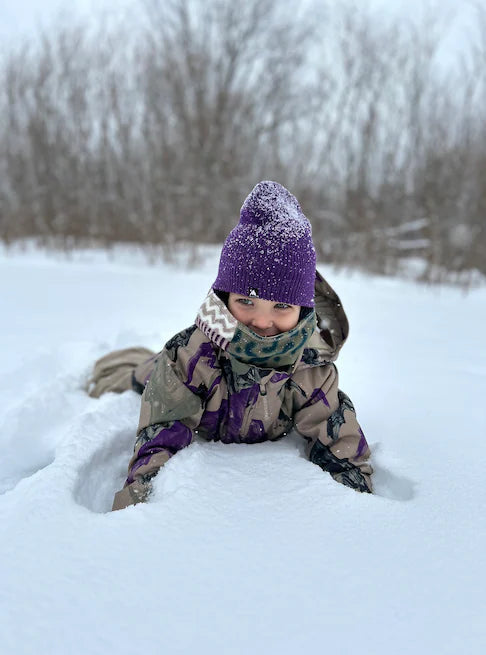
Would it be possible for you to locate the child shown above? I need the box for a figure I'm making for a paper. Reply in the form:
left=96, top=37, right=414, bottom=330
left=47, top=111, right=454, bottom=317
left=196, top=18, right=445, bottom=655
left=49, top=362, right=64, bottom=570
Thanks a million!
left=89, top=181, right=373, bottom=510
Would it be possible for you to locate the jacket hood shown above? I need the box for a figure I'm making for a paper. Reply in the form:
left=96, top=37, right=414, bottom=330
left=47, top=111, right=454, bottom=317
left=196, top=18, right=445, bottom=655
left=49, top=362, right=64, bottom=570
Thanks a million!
left=308, top=270, right=349, bottom=365
left=195, top=269, right=349, bottom=368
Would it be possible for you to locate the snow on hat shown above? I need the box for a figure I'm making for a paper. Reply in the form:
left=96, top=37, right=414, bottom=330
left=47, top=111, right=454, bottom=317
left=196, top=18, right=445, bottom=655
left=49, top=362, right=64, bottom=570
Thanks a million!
left=213, top=180, right=316, bottom=307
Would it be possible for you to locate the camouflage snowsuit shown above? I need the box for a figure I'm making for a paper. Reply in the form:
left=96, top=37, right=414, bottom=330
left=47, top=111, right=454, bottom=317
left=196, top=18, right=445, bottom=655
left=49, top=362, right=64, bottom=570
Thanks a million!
left=103, top=271, right=372, bottom=510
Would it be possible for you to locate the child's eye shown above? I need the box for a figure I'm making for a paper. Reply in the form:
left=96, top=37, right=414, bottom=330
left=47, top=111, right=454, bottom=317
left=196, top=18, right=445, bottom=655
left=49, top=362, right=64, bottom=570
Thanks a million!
left=237, top=298, right=253, bottom=306
left=274, top=303, right=291, bottom=310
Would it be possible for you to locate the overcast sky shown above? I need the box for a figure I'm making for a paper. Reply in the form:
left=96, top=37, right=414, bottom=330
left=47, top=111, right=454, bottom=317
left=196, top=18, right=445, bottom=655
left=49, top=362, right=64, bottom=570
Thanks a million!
left=0, top=0, right=134, bottom=42
left=0, top=0, right=478, bottom=63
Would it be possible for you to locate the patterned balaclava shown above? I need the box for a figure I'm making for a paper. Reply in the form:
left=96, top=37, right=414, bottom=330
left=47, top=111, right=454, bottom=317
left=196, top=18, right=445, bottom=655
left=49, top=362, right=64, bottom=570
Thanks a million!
left=213, top=181, right=316, bottom=307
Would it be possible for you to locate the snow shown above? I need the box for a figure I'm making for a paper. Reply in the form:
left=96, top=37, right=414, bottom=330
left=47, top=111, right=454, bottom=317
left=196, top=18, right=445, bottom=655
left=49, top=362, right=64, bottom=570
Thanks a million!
left=240, top=181, right=308, bottom=233
left=1, top=245, right=485, bottom=655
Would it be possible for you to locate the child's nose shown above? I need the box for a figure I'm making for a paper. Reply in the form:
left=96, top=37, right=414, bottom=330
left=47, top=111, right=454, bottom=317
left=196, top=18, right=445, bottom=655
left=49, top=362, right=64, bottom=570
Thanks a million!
left=251, top=313, right=273, bottom=329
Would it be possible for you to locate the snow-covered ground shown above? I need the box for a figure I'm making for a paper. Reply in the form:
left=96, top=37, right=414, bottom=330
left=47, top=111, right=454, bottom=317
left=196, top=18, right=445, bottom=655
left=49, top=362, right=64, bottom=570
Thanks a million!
left=1, top=245, right=485, bottom=655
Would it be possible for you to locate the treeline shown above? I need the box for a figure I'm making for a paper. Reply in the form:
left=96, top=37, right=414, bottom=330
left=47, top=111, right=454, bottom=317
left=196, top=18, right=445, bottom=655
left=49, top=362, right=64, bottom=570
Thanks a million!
left=0, top=0, right=485, bottom=285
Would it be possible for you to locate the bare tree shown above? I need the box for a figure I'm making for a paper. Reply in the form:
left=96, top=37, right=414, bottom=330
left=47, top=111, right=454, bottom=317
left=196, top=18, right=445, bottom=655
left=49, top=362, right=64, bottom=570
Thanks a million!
left=0, top=0, right=485, bottom=287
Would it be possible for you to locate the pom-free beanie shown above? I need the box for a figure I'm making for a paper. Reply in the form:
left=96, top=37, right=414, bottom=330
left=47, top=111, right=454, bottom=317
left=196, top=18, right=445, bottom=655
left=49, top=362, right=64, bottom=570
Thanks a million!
left=213, top=181, right=316, bottom=307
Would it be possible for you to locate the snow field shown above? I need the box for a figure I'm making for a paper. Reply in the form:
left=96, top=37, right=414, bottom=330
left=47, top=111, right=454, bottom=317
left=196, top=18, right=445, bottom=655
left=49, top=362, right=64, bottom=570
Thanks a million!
left=0, top=246, right=485, bottom=655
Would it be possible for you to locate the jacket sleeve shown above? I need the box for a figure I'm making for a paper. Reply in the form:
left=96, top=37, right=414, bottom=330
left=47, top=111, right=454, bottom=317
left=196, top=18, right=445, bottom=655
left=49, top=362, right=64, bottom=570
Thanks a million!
left=112, top=330, right=211, bottom=510
left=293, top=364, right=373, bottom=493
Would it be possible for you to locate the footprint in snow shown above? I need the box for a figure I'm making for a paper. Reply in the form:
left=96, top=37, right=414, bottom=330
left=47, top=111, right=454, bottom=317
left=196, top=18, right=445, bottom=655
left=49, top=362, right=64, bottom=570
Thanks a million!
left=0, top=377, right=86, bottom=495
left=370, top=444, right=416, bottom=501
left=72, top=393, right=140, bottom=513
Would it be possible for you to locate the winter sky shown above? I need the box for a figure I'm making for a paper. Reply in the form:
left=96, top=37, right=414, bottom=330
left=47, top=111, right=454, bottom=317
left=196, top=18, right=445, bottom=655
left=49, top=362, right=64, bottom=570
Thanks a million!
left=0, top=0, right=477, bottom=57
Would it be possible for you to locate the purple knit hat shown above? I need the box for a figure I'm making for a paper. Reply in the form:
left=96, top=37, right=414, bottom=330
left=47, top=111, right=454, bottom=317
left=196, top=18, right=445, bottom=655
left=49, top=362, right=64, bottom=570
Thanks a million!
left=213, top=181, right=316, bottom=307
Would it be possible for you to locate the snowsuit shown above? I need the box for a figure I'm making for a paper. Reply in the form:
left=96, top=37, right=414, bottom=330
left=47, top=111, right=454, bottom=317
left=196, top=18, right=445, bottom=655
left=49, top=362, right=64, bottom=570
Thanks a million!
left=101, top=271, right=372, bottom=510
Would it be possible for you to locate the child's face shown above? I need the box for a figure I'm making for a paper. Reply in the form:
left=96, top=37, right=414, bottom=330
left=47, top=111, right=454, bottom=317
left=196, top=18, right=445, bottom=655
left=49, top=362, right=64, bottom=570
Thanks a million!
left=228, top=293, right=301, bottom=337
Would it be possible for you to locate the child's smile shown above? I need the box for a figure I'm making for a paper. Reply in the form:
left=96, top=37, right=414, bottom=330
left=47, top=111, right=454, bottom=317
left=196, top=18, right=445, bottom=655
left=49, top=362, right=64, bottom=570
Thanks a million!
left=228, top=293, right=301, bottom=336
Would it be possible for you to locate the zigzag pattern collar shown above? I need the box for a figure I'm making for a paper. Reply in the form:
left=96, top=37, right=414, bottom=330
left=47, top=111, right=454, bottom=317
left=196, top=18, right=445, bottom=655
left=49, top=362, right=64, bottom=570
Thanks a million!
left=195, top=290, right=238, bottom=350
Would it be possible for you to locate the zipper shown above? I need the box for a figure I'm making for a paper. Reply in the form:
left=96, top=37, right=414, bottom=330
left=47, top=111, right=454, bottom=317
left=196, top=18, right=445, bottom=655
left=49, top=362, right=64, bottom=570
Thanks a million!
left=260, top=383, right=271, bottom=422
